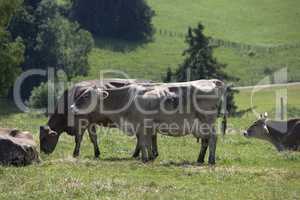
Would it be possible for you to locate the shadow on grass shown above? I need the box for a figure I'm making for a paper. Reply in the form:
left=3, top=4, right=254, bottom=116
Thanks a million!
left=160, top=160, right=207, bottom=167
left=94, top=37, right=146, bottom=53
left=84, top=156, right=135, bottom=162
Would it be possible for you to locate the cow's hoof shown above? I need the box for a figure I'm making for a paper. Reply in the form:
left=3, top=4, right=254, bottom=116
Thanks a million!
left=153, top=152, right=159, bottom=158
left=208, top=161, right=216, bottom=166
left=142, top=157, right=150, bottom=163
left=95, top=151, right=100, bottom=158
left=73, top=153, right=80, bottom=158
left=197, top=158, right=205, bottom=164
left=132, top=153, right=140, bottom=159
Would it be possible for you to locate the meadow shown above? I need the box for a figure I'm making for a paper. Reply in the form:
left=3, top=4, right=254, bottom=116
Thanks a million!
left=0, top=85, right=299, bottom=200
left=85, top=0, right=300, bottom=85
left=1, top=0, right=299, bottom=199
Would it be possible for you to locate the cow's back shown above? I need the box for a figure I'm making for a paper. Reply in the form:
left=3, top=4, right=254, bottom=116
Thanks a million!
left=104, top=80, right=224, bottom=138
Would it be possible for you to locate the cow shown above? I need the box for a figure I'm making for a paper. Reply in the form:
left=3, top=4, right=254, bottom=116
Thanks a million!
left=39, top=79, right=157, bottom=158
left=0, top=128, right=39, bottom=166
left=244, top=113, right=300, bottom=151
left=70, top=79, right=226, bottom=164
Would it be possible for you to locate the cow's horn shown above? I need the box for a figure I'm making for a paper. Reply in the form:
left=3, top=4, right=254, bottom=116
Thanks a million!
left=96, top=88, right=109, bottom=99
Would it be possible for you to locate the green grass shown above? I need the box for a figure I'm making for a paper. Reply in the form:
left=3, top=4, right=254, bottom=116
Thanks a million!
left=0, top=85, right=300, bottom=199
left=83, top=0, right=300, bottom=85
left=1, top=1, right=300, bottom=198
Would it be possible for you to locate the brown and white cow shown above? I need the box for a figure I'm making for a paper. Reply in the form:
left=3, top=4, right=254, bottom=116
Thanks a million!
left=0, top=128, right=39, bottom=166
left=39, top=79, right=156, bottom=158
left=244, top=113, right=300, bottom=151
left=69, top=79, right=226, bottom=164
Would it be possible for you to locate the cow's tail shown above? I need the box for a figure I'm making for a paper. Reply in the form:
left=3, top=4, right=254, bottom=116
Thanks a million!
left=221, top=113, right=227, bottom=136
left=220, top=85, right=228, bottom=136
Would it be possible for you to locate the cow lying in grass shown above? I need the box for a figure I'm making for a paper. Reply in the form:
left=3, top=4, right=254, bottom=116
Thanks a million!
left=244, top=113, right=300, bottom=151
left=0, top=128, right=39, bottom=166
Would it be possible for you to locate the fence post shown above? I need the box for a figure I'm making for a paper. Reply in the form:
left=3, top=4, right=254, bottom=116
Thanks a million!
left=280, top=97, right=284, bottom=120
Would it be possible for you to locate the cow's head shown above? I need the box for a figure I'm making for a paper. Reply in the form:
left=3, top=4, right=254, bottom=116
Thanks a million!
left=70, top=86, right=109, bottom=114
left=244, top=112, right=270, bottom=140
left=39, top=126, right=59, bottom=154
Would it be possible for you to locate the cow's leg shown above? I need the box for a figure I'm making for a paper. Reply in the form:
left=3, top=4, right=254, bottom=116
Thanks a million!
left=133, top=134, right=158, bottom=159
left=197, top=138, right=209, bottom=164
left=73, top=131, right=84, bottom=158
left=139, top=128, right=154, bottom=163
left=152, top=134, right=159, bottom=158
left=208, top=128, right=217, bottom=165
left=132, top=135, right=140, bottom=158
left=88, top=125, right=100, bottom=158
left=274, top=143, right=285, bottom=152
left=72, top=118, right=88, bottom=158
left=139, top=133, right=148, bottom=163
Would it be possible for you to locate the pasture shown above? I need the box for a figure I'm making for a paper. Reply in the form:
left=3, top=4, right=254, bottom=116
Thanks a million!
left=0, top=85, right=299, bottom=199
left=86, top=0, right=300, bottom=85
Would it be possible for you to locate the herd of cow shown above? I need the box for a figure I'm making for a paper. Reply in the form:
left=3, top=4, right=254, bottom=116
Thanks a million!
left=1, top=79, right=300, bottom=166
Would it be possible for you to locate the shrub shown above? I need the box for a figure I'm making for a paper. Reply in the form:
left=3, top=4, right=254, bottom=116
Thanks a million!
left=28, top=82, right=49, bottom=109
left=28, top=78, right=67, bottom=110
left=71, top=0, right=155, bottom=41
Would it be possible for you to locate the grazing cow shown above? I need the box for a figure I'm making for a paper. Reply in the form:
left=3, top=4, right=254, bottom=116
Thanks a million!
left=244, top=113, right=300, bottom=151
left=40, top=79, right=156, bottom=158
left=0, top=128, right=39, bottom=166
left=71, top=79, right=226, bottom=164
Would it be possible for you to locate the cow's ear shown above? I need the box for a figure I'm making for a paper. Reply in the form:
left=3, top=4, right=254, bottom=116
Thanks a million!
left=40, top=126, right=47, bottom=131
left=259, top=114, right=263, bottom=119
left=40, top=126, right=50, bottom=134
left=10, top=129, right=20, bottom=137
left=49, top=130, right=58, bottom=136
left=264, top=112, right=268, bottom=119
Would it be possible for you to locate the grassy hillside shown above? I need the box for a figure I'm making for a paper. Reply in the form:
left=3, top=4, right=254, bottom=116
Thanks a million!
left=1, top=85, right=299, bottom=199
left=1, top=1, right=299, bottom=199
left=85, top=0, right=300, bottom=85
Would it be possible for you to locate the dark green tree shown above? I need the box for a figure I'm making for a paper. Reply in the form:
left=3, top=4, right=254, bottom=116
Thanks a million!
left=34, top=13, right=94, bottom=78
left=71, top=0, right=155, bottom=41
left=9, top=0, right=94, bottom=99
left=163, top=67, right=173, bottom=83
left=176, top=23, right=231, bottom=81
left=173, top=23, right=239, bottom=115
left=0, top=0, right=25, bottom=96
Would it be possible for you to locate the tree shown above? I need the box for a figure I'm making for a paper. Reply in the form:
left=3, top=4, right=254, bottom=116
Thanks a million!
left=35, top=14, right=94, bottom=78
left=9, top=0, right=94, bottom=99
left=0, top=0, right=25, bottom=96
left=71, top=0, right=155, bottom=41
left=172, top=23, right=239, bottom=115
left=175, top=23, right=231, bottom=81
left=163, top=67, right=173, bottom=83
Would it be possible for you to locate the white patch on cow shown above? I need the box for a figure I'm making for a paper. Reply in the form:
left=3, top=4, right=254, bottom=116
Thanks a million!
left=192, top=81, right=215, bottom=93
left=263, top=124, right=270, bottom=136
